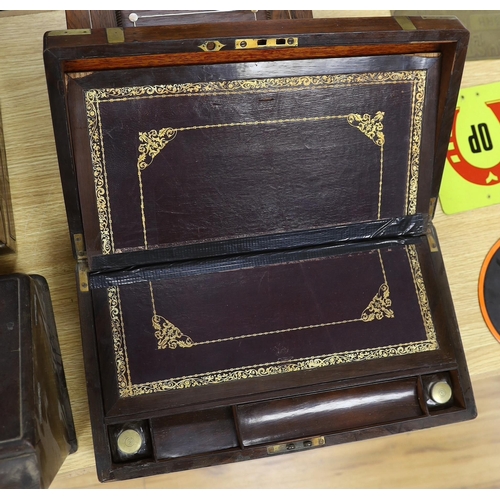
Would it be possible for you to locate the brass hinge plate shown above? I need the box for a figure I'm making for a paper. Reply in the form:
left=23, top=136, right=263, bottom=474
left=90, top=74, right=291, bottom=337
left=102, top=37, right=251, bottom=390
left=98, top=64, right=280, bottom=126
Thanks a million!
left=267, top=436, right=325, bottom=455
left=107, top=27, right=125, bottom=44
left=427, top=229, right=439, bottom=253
left=394, top=16, right=417, bottom=31
left=74, top=233, right=89, bottom=292
left=78, top=260, right=90, bottom=293
left=236, top=37, right=298, bottom=50
left=47, top=29, right=91, bottom=36
left=429, top=197, right=437, bottom=215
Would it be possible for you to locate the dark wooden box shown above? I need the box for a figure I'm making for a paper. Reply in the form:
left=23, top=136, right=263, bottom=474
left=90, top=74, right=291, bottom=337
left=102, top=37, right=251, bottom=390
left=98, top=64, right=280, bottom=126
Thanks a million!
left=0, top=274, right=77, bottom=488
left=43, top=17, right=476, bottom=482
left=65, top=9, right=313, bottom=31
left=0, top=106, right=16, bottom=254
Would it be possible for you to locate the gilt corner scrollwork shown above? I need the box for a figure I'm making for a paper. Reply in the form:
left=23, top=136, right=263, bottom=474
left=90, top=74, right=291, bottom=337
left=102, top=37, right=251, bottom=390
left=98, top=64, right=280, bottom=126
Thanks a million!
left=138, top=128, right=178, bottom=171
left=152, top=314, right=194, bottom=350
left=361, top=282, right=394, bottom=322
left=348, top=111, right=385, bottom=147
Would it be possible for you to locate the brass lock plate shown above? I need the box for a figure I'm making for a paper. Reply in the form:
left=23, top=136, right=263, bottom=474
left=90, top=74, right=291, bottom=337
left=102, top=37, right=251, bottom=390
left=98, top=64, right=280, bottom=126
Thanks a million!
left=235, top=37, right=298, bottom=50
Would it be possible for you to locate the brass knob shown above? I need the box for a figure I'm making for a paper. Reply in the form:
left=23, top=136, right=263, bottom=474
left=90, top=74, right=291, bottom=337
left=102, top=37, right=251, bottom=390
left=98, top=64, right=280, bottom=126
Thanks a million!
left=430, top=381, right=453, bottom=404
left=117, top=429, right=142, bottom=455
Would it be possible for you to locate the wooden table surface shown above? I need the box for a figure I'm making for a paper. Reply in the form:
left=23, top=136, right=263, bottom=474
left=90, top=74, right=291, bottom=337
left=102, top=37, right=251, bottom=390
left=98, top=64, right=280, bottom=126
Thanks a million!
left=1, top=10, right=499, bottom=489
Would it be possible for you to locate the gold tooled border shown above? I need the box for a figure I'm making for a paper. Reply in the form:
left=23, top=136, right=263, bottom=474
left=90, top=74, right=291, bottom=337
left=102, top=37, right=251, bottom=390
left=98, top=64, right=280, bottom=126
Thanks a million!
left=86, top=70, right=426, bottom=255
left=108, top=244, right=438, bottom=397
left=149, top=249, right=391, bottom=350
left=107, top=286, right=132, bottom=396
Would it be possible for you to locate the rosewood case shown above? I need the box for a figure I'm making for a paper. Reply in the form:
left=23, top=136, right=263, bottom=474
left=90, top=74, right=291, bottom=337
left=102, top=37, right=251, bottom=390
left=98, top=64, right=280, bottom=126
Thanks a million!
left=0, top=274, right=77, bottom=488
left=44, top=17, right=476, bottom=482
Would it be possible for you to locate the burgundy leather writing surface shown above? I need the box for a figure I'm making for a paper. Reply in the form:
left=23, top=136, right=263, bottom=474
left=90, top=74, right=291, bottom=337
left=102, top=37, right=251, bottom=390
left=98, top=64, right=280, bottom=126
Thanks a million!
left=93, top=240, right=438, bottom=399
left=70, top=55, right=439, bottom=266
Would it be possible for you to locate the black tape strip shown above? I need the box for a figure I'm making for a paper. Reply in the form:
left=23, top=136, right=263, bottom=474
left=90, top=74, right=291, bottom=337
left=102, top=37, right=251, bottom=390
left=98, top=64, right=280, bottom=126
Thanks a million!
left=90, top=214, right=428, bottom=273
left=89, top=234, right=425, bottom=289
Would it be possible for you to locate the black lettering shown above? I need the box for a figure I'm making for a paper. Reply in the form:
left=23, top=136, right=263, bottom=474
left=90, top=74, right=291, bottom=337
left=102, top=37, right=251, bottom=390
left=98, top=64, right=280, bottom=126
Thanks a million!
left=478, top=123, right=493, bottom=151
left=469, top=123, right=494, bottom=153
left=469, top=125, right=482, bottom=153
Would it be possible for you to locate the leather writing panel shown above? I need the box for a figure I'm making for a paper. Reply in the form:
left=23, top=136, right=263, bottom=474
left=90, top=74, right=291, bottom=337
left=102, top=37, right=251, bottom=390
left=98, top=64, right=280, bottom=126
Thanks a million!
left=93, top=241, right=438, bottom=399
left=69, top=55, right=439, bottom=264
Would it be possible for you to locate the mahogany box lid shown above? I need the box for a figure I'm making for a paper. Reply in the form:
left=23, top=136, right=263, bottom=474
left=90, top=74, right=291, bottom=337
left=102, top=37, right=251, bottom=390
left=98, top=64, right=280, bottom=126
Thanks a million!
left=43, top=17, right=468, bottom=272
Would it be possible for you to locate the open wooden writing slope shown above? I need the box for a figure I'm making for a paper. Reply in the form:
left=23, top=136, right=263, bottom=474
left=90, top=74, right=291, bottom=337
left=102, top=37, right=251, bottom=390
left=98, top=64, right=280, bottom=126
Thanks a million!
left=44, top=17, right=476, bottom=482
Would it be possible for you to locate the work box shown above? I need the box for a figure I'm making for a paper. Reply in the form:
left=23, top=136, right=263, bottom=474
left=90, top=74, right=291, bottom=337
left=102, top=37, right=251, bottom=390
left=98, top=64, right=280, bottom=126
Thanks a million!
left=44, top=17, right=476, bottom=482
left=0, top=274, right=77, bottom=488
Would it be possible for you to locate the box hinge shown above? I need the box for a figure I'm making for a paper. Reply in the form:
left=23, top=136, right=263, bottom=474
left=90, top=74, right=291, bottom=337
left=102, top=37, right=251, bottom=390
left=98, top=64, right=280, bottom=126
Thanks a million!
left=427, top=228, right=439, bottom=253
left=47, top=29, right=91, bottom=36
left=429, top=196, right=437, bottom=216
left=106, top=27, right=125, bottom=44
left=394, top=16, right=417, bottom=31
left=74, top=233, right=89, bottom=292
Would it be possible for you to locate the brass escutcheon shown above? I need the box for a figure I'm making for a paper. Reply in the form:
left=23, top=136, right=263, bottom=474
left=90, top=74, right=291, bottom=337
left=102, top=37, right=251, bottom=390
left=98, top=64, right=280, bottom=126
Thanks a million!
left=199, top=40, right=226, bottom=52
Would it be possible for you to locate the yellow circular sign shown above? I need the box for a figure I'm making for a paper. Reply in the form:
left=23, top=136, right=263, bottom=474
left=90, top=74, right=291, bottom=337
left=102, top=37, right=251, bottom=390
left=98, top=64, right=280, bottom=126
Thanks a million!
left=447, top=85, right=500, bottom=186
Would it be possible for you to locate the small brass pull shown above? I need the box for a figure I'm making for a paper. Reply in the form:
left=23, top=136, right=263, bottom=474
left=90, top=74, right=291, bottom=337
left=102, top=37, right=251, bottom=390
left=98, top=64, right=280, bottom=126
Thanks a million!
left=267, top=436, right=325, bottom=455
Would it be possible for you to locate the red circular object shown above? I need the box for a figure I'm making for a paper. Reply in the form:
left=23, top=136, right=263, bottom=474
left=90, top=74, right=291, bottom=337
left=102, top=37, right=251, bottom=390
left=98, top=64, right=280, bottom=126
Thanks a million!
left=479, top=239, right=500, bottom=343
